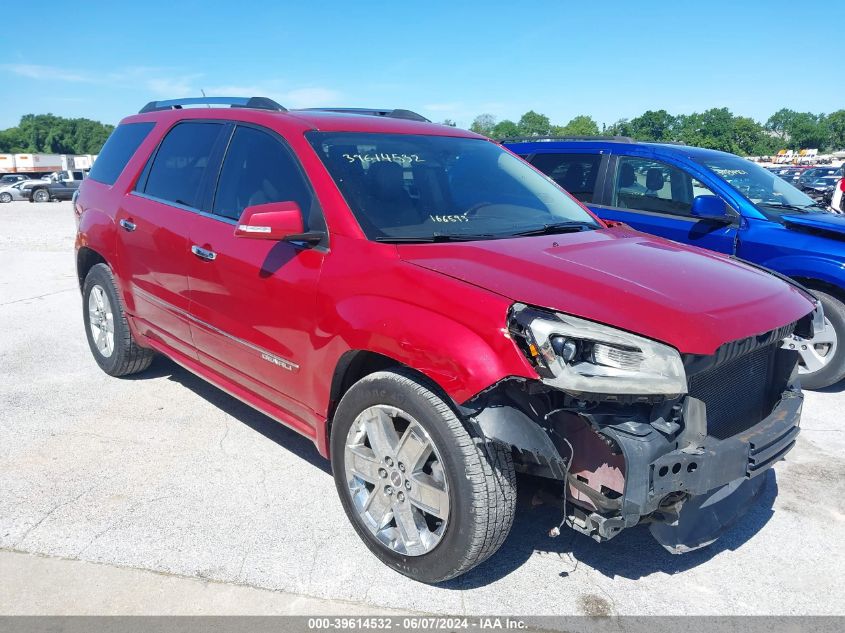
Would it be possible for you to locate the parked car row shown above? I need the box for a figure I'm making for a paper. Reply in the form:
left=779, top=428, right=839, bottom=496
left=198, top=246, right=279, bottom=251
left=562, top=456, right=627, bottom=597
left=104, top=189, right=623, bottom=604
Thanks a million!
left=0, top=170, right=86, bottom=203
left=766, top=165, right=844, bottom=209
left=72, top=97, right=822, bottom=583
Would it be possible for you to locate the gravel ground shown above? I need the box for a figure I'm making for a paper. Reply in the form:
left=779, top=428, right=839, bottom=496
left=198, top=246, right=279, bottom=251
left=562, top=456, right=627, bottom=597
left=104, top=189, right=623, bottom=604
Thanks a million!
left=1, top=200, right=844, bottom=618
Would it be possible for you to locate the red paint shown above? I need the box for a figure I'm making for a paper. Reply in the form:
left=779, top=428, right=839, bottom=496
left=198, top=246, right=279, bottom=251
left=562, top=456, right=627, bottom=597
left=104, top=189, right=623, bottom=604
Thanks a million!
left=234, top=202, right=304, bottom=240
left=397, top=226, right=814, bottom=355
left=75, top=107, right=815, bottom=459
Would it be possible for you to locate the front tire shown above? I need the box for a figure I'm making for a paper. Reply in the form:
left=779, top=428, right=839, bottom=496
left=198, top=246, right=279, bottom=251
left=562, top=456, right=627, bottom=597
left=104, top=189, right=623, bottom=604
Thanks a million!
left=82, top=263, right=154, bottom=376
left=0, top=192, right=11, bottom=203
left=799, top=290, right=845, bottom=389
left=32, top=188, right=50, bottom=203
left=331, top=369, right=516, bottom=583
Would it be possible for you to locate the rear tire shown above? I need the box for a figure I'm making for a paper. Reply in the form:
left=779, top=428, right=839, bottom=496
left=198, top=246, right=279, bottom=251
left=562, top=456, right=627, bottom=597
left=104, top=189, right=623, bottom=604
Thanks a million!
left=800, top=290, right=845, bottom=390
left=331, top=369, right=516, bottom=583
left=82, top=263, right=154, bottom=377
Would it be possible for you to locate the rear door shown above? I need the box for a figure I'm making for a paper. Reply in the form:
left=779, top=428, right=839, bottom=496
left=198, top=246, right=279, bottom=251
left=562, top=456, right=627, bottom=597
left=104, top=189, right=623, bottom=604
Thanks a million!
left=118, top=120, right=228, bottom=358
left=185, top=123, right=326, bottom=430
left=595, top=154, right=739, bottom=254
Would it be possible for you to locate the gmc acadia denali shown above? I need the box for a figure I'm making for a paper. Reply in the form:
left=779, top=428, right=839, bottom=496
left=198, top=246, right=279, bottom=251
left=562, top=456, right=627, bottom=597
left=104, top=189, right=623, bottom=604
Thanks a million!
left=74, top=97, right=817, bottom=583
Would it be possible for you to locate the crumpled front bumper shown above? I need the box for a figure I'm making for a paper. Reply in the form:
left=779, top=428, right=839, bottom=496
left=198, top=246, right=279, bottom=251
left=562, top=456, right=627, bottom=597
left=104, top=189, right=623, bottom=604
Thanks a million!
left=469, top=382, right=802, bottom=553
left=589, top=388, right=802, bottom=551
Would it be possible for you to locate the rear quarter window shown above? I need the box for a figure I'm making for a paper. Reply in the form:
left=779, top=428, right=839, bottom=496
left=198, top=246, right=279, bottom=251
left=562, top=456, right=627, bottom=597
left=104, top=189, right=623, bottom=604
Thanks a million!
left=88, top=122, right=155, bottom=186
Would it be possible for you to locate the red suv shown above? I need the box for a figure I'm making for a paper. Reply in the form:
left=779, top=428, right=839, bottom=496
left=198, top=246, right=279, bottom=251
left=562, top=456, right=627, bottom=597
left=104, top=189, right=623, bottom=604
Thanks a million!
left=75, top=97, right=818, bottom=583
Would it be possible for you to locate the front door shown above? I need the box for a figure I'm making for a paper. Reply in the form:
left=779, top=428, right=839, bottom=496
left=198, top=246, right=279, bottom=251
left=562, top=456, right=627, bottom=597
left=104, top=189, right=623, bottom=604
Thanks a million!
left=186, top=124, right=326, bottom=430
left=597, top=155, right=739, bottom=254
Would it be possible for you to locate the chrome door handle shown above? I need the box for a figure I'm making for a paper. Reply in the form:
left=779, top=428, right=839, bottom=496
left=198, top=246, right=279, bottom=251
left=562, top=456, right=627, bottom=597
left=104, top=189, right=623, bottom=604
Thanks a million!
left=119, top=219, right=136, bottom=232
left=191, top=245, right=217, bottom=261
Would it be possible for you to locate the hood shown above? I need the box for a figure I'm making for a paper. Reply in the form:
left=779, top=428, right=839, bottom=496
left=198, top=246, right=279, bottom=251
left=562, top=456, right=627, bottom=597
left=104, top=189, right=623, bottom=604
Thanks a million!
left=398, top=227, right=814, bottom=355
left=782, top=213, right=845, bottom=238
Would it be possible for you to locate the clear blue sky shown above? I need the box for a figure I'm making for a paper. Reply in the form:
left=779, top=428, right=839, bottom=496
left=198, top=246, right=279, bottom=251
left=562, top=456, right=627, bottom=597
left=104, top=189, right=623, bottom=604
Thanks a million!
left=2, top=0, right=842, bottom=130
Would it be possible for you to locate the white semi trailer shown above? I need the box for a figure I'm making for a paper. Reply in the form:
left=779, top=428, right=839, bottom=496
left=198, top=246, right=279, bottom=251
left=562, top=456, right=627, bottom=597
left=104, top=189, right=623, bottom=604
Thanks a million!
left=0, top=153, right=97, bottom=176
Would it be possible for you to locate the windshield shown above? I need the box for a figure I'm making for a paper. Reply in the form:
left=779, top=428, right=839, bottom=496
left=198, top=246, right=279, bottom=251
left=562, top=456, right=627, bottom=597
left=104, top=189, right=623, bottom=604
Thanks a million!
left=694, top=153, right=822, bottom=217
left=307, top=132, right=599, bottom=241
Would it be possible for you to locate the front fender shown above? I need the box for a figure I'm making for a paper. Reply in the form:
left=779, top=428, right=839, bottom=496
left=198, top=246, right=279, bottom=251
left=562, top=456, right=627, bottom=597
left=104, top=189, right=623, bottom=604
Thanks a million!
left=314, top=293, right=537, bottom=413
left=757, top=253, right=845, bottom=290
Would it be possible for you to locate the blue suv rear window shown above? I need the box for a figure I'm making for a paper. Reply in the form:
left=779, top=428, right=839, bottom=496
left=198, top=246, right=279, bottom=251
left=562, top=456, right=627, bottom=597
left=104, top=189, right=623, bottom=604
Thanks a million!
left=88, top=122, right=155, bottom=186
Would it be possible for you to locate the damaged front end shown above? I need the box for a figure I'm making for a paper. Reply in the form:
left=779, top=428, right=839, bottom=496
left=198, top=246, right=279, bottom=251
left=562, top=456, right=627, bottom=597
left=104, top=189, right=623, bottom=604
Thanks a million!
left=460, top=304, right=814, bottom=553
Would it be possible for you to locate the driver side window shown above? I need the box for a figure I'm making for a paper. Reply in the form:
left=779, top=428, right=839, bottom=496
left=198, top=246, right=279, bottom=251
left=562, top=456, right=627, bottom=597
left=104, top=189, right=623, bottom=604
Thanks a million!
left=612, top=156, right=715, bottom=217
left=213, top=125, right=317, bottom=226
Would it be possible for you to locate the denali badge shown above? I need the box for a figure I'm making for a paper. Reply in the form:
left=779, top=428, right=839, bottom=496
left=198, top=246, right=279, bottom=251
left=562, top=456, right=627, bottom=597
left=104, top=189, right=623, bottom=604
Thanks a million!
left=260, top=352, right=299, bottom=372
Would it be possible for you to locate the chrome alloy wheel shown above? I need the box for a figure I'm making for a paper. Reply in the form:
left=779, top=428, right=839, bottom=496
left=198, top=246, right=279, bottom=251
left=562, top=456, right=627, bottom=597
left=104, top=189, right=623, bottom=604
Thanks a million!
left=344, top=405, right=449, bottom=556
left=786, top=317, right=839, bottom=375
left=88, top=284, right=115, bottom=358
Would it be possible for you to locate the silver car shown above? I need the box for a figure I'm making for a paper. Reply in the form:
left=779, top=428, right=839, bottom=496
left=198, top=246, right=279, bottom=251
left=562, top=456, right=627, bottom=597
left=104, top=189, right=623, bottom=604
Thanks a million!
left=0, top=181, right=29, bottom=203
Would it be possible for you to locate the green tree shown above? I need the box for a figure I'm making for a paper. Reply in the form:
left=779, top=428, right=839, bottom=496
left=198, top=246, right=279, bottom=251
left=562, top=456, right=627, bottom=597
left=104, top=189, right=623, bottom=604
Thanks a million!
left=0, top=127, right=26, bottom=153
left=490, top=119, right=519, bottom=139
left=0, top=114, right=114, bottom=155
left=469, top=113, right=496, bottom=137
left=605, top=119, right=632, bottom=137
left=517, top=110, right=551, bottom=137
left=765, top=108, right=798, bottom=141
left=765, top=109, right=829, bottom=149
left=628, top=109, right=677, bottom=141
left=787, top=112, right=828, bottom=150
left=553, top=115, right=600, bottom=136
left=827, top=110, right=845, bottom=150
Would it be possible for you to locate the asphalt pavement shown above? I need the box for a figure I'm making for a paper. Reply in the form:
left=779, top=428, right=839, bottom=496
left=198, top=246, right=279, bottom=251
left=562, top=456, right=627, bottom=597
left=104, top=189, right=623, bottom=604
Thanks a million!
left=1, top=201, right=843, bottom=618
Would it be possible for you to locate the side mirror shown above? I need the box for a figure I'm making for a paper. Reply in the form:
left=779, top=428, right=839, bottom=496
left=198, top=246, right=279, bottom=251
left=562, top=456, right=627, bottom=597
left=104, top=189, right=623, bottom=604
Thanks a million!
left=691, top=195, right=731, bottom=222
left=234, top=201, right=305, bottom=240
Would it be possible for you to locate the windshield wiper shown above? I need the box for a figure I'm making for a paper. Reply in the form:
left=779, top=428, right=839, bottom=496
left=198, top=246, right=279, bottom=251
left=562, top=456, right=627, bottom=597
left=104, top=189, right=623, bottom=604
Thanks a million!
left=759, top=202, right=827, bottom=213
left=508, top=221, right=597, bottom=237
left=374, top=233, right=499, bottom=243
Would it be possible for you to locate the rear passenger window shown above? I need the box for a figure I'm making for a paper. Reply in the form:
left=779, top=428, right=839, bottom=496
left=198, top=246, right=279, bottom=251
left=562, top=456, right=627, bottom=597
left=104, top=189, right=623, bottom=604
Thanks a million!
left=88, top=122, right=154, bottom=186
left=141, top=122, right=224, bottom=209
left=213, top=125, right=315, bottom=224
left=529, top=153, right=602, bottom=202
left=612, top=156, right=716, bottom=217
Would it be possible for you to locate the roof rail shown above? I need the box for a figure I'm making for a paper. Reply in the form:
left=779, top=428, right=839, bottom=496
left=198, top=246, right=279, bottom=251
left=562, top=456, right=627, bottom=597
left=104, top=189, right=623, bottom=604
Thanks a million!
left=298, top=107, right=430, bottom=123
left=138, top=96, right=287, bottom=114
left=500, top=135, right=635, bottom=144
left=641, top=140, right=687, bottom=146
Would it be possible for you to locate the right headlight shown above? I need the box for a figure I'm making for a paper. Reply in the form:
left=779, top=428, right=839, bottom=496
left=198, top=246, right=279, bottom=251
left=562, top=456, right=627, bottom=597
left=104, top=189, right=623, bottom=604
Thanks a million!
left=508, top=304, right=687, bottom=396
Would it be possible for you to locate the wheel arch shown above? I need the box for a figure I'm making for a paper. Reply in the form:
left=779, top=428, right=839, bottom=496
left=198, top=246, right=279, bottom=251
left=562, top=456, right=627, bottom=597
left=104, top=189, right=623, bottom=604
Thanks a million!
left=325, top=350, right=450, bottom=451
left=76, top=246, right=108, bottom=290
left=791, top=276, right=845, bottom=305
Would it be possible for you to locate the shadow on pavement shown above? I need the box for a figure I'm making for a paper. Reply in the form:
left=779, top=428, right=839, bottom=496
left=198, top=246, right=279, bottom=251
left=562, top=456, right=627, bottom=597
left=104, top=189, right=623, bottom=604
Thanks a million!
left=814, top=379, right=845, bottom=394
left=132, top=356, right=331, bottom=474
left=129, top=356, right=779, bottom=587
left=448, top=469, right=778, bottom=588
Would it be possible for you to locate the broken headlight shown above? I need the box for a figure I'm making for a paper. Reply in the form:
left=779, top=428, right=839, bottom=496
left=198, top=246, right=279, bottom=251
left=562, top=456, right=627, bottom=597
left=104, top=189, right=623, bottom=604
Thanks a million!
left=509, top=304, right=687, bottom=396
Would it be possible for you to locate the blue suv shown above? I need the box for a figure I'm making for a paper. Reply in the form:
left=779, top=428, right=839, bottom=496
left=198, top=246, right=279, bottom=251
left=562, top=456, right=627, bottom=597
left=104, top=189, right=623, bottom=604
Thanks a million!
left=504, top=136, right=845, bottom=389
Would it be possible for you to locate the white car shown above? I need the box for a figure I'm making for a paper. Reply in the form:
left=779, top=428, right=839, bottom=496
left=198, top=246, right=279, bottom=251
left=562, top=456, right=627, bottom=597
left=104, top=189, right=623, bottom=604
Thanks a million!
left=0, top=181, right=29, bottom=203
